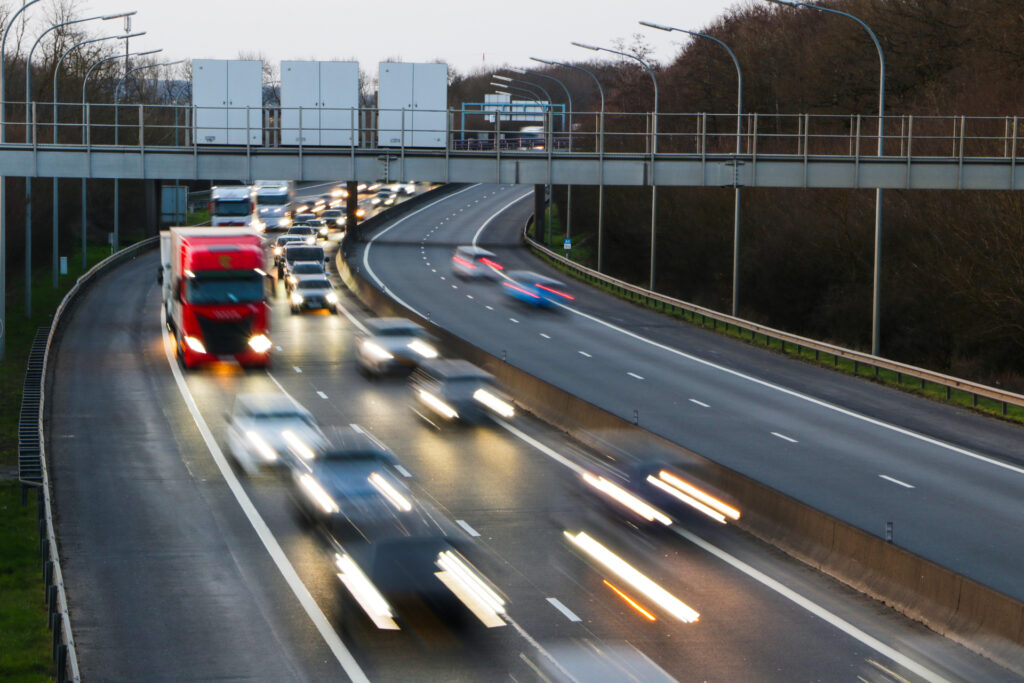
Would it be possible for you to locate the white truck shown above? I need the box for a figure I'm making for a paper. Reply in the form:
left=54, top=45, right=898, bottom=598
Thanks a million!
left=209, top=185, right=258, bottom=228
left=254, top=180, right=295, bottom=231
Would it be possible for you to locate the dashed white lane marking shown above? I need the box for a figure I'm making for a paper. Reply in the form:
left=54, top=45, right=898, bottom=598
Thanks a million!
left=317, top=391, right=328, bottom=400
left=879, top=474, right=915, bottom=489
left=161, top=312, right=369, bottom=682
left=546, top=598, right=582, bottom=622
left=452, top=284, right=458, bottom=289
left=578, top=351, right=592, bottom=358
left=456, top=520, right=481, bottom=537
left=486, top=305, right=494, bottom=310
left=431, top=269, right=437, bottom=273
left=627, top=372, right=645, bottom=380
left=293, top=366, right=303, bottom=374
left=467, top=295, right=474, bottom=300
left=540, top=333, right=551, bottom=339
left=395, top=464, right=412, bottom=478
left=440, top=276, right=446, bottom=280
left=772, top=432, right=798, bottom=443
left=689, top=398, right=710, bottom=408
left=275, top=345, right=283, bottom=352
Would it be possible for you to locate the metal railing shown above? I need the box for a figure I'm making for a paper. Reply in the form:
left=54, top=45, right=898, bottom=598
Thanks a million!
left=33, top=235, right=159, bottom=683
left=4, top=100, right=1022, bottom=162
left=524, top=226, right=1024, bottom=419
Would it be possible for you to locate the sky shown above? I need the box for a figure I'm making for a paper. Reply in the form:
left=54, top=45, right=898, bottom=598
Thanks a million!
left=56, top=0, right=742, bottom=78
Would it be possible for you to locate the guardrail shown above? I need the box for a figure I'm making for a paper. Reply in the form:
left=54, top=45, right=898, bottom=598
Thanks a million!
left=35, top=236, right=159, bottom=683
left=524, top=228, right=1024, bottom=420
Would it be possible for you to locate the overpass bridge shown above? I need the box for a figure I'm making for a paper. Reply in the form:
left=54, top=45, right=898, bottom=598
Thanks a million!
left=0, top=103, right=1021, bottom=190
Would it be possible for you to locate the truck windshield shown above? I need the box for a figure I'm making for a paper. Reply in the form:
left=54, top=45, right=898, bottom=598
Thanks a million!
left=256, top=193, right=289, bottom=205
left=212, top=199, right=251, bottom=216
left=185, top=272, right=264, bottom=304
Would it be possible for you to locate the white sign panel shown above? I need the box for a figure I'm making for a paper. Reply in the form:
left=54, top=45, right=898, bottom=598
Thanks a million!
left=281, top=60, right=359, bottom=146
left=192, top=59, right=262, bottom=145
left=377, top=62, right=448, bottom=148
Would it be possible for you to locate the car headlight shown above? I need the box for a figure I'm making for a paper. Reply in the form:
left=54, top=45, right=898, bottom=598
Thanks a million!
left=246, top=430, right=277, bottom=461
left=362, top=340, right=394, bottom=361
left=356, top=208, right=366, bottom=218
left=291, top=292, right=304, bottom=306
left=407, top=339, right=438, bottom=359
left=183, top=335, right=206, bottom=354
left=319, top=226, right=328, bottom=236
left=473, top=388, right=515, bottom=418
left=305, top=236, right=315, bottom=245
left=277, top=217, right=291, bottom=227
left=248, top=334, right=272, bottom=354
left=287, top=275, right=297, bottom=285
left=273, top=246, right=283, bottom=256
left=326, top=291, right=338, bottom=304
left=299, top=474, right=339, bottom=514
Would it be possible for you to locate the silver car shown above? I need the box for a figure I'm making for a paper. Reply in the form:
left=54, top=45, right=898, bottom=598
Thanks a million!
left=356, top=318, right=439, bottom=376
left=290, top=275, right=340, bottom=314
left=225, top=393, right=326, bottom=475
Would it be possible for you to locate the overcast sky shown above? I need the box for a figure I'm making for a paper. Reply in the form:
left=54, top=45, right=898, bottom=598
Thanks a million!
left=63, top=0, right=742, bottom=77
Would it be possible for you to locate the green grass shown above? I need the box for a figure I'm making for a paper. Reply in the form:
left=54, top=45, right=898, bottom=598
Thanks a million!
left=0, top=244, right=114, bottom=682
left=186, top=209, right=210, bottom=225
left=531, top=246, right=1024, bottom=426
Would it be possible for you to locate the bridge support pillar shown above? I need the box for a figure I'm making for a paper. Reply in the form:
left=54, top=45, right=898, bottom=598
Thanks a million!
left=533, top=184, right=546, bottom=243
left=345, top=180, right=359, bottom=241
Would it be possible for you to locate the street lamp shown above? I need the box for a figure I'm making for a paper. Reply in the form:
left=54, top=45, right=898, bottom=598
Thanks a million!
left=0, top=0, right=42, bottom=352
left=28, top=11, right=136, bottom=289
left=641, top=20, right=745, bottom=316
left=532, top=56, right=606, bottom=271
left=510, top=66, right=575, bottom=248
left=573, top=41, right=660, bottom=290
left=766, top=0, right=886, bottom=355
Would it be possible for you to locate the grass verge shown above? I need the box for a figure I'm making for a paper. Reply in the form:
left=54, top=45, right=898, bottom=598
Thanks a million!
left=1, top=244, right=115, bottom=682
left=532, top=247, right=1024, bottom=425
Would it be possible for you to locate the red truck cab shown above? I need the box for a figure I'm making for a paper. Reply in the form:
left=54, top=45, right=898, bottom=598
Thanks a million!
left=161, top=228, right=271, bottom=369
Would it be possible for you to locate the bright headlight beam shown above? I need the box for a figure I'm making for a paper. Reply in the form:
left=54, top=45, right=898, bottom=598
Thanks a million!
left=282, top=429, right=316, bottom=460
left=291, top=292, right=304, bottom=306
left=436, top=550, right=506, bottom=617
left=183, top=336, right=206, bottom=354
left=604, top=580, right=657, bottom=621
left=335, top=553, right=399, bottom=630
left=362, top=340, right=394, bottom=361
left=326, top=291, right=338, bottom=304
left=407, top=339, right=438, bottom=359
left=647, top=476, right=726, bottom=524
left=418, top=389, right=459, bottom=420
left=583, top=473, right=672, bottom=525
left=299, top=473, right=339, bottom=514
left=248, top=334, right=272, bottom=353
left=656, top=470, right=740, bottom=522
left=472, top=388, right=515, bottom=418
left=246, top=430, right=277, bottom=462
left=368, top=472, right=412, bottom=511
left=564, top=530, right=700, bottom=623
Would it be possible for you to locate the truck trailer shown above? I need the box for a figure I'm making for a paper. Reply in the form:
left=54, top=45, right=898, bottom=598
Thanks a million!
left=160, top=227, right=272, bottom=369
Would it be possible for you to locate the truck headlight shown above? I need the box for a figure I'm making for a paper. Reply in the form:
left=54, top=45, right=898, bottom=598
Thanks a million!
left=183, top=336, right=207, bottom=354
left=248, top=334, right=272, bottom=354
left=291, top=292, right=304, bottom=306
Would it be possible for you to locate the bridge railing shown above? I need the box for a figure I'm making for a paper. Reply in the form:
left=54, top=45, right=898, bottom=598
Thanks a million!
left=5, top=101, right=1023, bottom=162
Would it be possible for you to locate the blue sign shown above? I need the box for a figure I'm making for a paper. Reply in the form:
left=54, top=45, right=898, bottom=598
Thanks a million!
left=563, top=238, right=572, bottom=251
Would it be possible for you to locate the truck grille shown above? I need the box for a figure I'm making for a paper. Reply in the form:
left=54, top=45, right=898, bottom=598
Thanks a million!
left=195, top=315, right=253, bottom=355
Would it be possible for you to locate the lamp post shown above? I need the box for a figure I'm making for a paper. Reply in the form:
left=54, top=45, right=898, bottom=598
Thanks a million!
left=532, top=57, right=605, bottom=271
left=0, top=0, right=42, bottom=353
left=79, top=48, right=159, bottom=269
left=510, top=66, right=575, bottom=248
left=29, top=11, right=136, bottom=289
left=767, top=0, right=886, bottom=355
left=573, top=41, right=660, bottom=289
left=641, top=20, right=745, bottom=316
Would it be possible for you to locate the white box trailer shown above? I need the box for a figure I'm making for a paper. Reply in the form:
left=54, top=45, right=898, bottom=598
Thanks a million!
left=377, top=62, right=447, bottom=148
left=281, top=61, right=359, bottom=146
left=192, top=59, right=263, bottom=145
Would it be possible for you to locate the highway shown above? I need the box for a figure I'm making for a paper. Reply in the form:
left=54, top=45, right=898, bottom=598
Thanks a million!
left=42, top=194, right=1016, bottom=680
left=355, top=184, right=1024, bottom=604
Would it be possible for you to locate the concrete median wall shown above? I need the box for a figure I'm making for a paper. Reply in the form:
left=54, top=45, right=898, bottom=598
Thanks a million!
left=337, top=230, right=1024, bottom=675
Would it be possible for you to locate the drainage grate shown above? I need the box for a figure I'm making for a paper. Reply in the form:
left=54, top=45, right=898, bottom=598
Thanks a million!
left=18, top=327, right=49, bottom=487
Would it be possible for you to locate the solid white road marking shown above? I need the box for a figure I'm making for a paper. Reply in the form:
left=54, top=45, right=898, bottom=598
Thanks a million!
left=772, top=432, right=798, bottom=443
left=546, top=598, right=582, bottom=622
left=456, top=520, right=481, bottom=537
left=160, top=314, right=369, bottom=682
left=495, top=413, right=947, bottom=683
left=471, top=190, right=534, bottom=246
left=879, top=475, right=915, bottom=489
left=689, top=399, right=710, bottom=408
left=317, top=391, right=328, bottom=400
left=578, top=351, right=592, bottom=358
left=627, top=372, right=644, bottom=380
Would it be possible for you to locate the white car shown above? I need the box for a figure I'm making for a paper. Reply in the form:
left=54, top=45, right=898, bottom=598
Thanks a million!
left=356, top=318, right=439, bottom=376
left=225, top=393, right=326, bottom=474
left=451, top=245, right=503, bottom=280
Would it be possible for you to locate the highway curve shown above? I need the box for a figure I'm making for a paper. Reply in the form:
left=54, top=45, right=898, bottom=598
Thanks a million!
left=43, top=208, right=1014, bottom=680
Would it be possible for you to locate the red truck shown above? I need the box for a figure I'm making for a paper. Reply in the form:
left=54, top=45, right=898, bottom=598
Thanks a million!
left=160, top=227, right=272, bottom=369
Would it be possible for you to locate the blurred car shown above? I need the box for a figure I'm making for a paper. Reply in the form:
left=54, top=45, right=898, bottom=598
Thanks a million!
left=225, top=393, right=326, bottom=475
left=292, top=212, right=316, bottom=226
left=451, top=245, right=503, bottom=280
left=285, top=261, right=326, bottom=292
left=356, top=317, right=439, bottom=376
left=370, top=189, right=396, bottom=206
left=502, top=270, right=575, bottom=308
left=304, top=218, right=328, bottom=239
left=286, top=225, right=317, bottom=245
left=272, top=234, right=305, bottom=263
left=410, top=359, right=515, bottom=425
left=282, top=244, right=325, bottom=277
left=290, top=275, right=340, bottom=314
left=321, top=209, right=345, bottom=229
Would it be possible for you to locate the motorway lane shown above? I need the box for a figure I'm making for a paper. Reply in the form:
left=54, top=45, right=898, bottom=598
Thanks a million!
left=44, top=222, right=1011, bottom=680
left=357, top=184, right=1024, bottom=602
